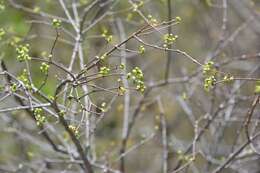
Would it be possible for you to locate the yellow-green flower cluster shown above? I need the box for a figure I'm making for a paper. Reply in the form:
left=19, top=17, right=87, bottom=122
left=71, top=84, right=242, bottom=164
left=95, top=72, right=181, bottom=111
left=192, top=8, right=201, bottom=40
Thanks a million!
left=147, top=14, right=158, bottom=26
left=203, top=61, right=214, bottom=75
left=223, top=74, right=234, bottom=82
left=99, top=66, right=110, bottom=76
left=99, top=102, right=108, bottom=112
left=68, top=125, right=80, bottom=138
left=18, top=69, right=32, bottom=89
left=101, top=28, right=113, bottom=43
left=163, top=34, right=178, bottom=48
left=203, top=61, right=217, bottom=91
left=10, top=83, right=18, bottom=92
left=40, top=62, right=50, bottom=74
left=118, top=86, right=127, bottom=96
left=176, top=150, right=195, bottom=162
left=52, top=18, right=62, bottom=29
left=127, top=67, right=146, bottom=93
left=117, top=78, right=127, bottom=96
left=204, top=76, right=216, bottom=91
left=119, top=63, right=125, bottom=70
left=34, top=108, right=47, bottom=126
left=16, top=44, right=31, bottom=62
left=138, top=45, right=145, bottom=54
left=175, top=16, right=182, bottom=22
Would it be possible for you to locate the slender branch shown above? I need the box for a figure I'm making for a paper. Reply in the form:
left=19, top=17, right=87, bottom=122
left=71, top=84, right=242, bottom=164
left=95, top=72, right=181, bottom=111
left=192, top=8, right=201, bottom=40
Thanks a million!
left=244, top=95, right=260, bottom=141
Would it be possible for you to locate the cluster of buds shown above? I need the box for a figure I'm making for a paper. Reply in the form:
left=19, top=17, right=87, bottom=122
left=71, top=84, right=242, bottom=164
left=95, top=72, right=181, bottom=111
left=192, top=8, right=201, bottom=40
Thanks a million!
left=203, top=61, right=214, bottom=75
left=223, top=74, right=234, bottom=82
left=203, top=61, right=217, bottom=91
left=52, top=18, right=62, bottom=29
left=34, top=108, right=47, bottom=126
left=18, top=69, right=32, bottom=90
left=101, top=28, right=113, bottom=43
left=117, top=78, right=127, bottom=96
left=68, top=125, right=80, bottom=138
left=175, top=16, right=182, bottom=22
left=138, top=45, right=145, bottom=54
left=119, top=63, right=125, bottom=70
left=147, top=14, right=158, bottom=26
left=16, top=44, right=31, bottom=62
left=204, top=76, right=216, bottom=91
left=100, top=102, right=108, bottom=112
left=163, top=34, right=178, bottom=48
left=40, top=62, right=50, bottom=74
left=99, top=66, right=110, bottom=76
left=10, top=83, right=18, bottom=92
left=118, top=85, right=127, bottom=96
left=127, top=67, right=146, bottom=93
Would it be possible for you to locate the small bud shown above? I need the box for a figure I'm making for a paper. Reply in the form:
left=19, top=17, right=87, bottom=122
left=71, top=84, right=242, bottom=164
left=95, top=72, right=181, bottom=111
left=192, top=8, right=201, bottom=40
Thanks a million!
left=52, top=18, right=62, bottom=28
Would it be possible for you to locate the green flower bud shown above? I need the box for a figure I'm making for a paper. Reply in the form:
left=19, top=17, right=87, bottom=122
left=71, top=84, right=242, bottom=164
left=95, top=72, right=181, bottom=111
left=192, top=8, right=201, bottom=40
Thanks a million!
left=52, top=18, right=62, bottom=28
